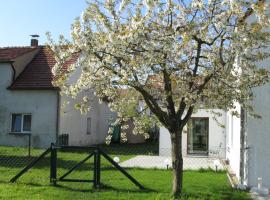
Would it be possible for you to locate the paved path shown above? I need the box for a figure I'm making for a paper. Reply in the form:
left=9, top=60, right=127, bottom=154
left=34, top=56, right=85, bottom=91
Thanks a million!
left=120, top=155, right=224, bottom=170
left=251, top=193, right=270, bottom=200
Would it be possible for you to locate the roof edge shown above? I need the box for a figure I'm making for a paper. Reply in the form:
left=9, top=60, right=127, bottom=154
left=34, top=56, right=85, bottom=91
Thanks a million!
left=7, top=86, right=60, bottom=91
left=0, top=59, right=15, bottom=63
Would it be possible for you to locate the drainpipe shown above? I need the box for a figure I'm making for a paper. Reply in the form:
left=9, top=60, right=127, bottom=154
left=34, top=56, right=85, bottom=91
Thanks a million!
left=240, top=107, right=246, bottom=185
left=55, top=90, right=60, bottom=145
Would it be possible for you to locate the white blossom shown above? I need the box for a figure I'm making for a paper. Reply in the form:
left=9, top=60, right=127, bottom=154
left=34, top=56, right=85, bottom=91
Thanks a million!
left=48, top=0, right=270, bottom=163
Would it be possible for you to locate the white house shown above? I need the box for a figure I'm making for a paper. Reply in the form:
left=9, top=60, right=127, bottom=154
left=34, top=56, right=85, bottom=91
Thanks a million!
left=225, top=83, right=270, bottom=190
left=225, top=53, right=270, bottom=189
left=244, top=82, right=270, bottom=189
left=59, top=90, right=116, bottom=146
left=159, top=92, right=270, bottom=191
left=225, top=1, right=270, bottom=190
left=159, top=63, right=270, bottom=191
left=159, top=109, right=227, bottom=159
left=0, top=37, right=115, bottom=148
left=160, top=1, right=270, bottom=191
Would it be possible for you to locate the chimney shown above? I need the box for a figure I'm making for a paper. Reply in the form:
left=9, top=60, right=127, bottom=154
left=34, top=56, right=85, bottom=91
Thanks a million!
left=30, top=34, right=39, bottom=47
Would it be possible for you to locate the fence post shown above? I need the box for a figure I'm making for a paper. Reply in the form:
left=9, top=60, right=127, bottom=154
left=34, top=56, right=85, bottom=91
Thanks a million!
left=28, top=134, right=31, bottom=157
left=93, top=148, right=101, bottom=188
left=50, top=143, right=57, bottom=186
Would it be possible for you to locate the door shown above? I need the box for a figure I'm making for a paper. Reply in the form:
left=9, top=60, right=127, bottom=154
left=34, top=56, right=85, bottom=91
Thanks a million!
left=187, top=118, right=209, bottom=155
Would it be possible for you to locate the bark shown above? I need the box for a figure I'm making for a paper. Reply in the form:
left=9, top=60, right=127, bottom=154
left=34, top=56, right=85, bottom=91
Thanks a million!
left=170, top=126, right=184, bottom=198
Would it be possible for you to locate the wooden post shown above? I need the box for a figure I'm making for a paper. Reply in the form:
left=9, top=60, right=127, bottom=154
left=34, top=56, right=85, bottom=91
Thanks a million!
left=50, top=143, right=57, bottom=186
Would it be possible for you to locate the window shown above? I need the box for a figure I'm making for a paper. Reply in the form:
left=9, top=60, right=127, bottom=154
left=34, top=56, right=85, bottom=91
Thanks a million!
left=11, top=114, right=32, bottom=133
left=187, top=118, right=209, bottom=155
left=87, top=117, right=91, bottom=135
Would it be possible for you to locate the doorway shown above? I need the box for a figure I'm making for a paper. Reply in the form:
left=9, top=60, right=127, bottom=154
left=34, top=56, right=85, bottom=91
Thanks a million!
left=187, top=118, right=209, bottom=155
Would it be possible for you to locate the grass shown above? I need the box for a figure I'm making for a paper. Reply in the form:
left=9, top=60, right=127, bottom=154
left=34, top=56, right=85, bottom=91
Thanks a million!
left=98, top=142, right=159, bottom=155
left=0, top=145, right=250, bottom=200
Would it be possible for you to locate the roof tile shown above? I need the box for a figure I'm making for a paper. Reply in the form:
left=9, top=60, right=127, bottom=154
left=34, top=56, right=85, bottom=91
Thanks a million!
left=0, top=47, right=37, bottom=60
left=9, top=46, right=76, bottom=90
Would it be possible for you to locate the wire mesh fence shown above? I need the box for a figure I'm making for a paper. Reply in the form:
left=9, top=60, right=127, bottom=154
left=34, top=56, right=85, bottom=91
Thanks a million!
left=0, top=143, right=227, bottom=188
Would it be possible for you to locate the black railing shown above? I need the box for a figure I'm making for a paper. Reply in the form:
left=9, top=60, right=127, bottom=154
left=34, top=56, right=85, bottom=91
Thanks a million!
left=58, top=134, right=69, bottom=146
left=10, top=143, right=145, bottom=190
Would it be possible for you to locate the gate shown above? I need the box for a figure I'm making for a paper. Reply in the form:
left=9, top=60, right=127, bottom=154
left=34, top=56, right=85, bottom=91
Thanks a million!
left=10, top=143, right=144, bottom=190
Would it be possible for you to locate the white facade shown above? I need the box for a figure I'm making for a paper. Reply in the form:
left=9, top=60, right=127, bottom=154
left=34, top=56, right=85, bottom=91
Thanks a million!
left=226, top=54, right=270, bottom=188
left=159, top=83, right=270, bottom=189
left=245, top=82, right=270, bottom=188
left=226, top=84, right=270, bottom=189
left=225, top=7, right=270, bottom=188
left=58, top=63, right=116, bottom=146
left=159, top=109, right=226, bottom=158
left=0, top=50, right=116, bottom=148
left=226, top=6, right=270, bottom=187
left=225, top=104, right=242, bottom=180
left=242, top=18, right=270, bottom=186
left=59, top=92, right=115, bottom=146
left=0, top=62, right=58, bottom=148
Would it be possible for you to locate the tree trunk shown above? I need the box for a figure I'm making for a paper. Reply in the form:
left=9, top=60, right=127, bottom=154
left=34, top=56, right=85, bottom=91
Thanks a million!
left=170, top=126, right=183, bottom=198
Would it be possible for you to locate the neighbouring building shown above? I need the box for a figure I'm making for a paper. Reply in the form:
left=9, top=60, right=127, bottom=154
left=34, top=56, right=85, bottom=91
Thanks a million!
left=0, top=36, right=115, bottom=148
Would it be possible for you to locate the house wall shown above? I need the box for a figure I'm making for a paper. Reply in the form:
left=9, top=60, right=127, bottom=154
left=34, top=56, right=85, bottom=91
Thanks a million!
left=225, top=104, right=241, bottom=180
left=244, top=45, right=270, bottom=187
left=123, top=119, right=145, bottom=144
left=240, top=3, right=270, bottom=188
left=159, top=109, right=226, bottom=158
left=245, top=83, right=270, bottom=188
left=58, top=64, right=116, bottom=146
left=0, top=63, right=58, bottom=148
left=59, top=92, right=115, bottom=146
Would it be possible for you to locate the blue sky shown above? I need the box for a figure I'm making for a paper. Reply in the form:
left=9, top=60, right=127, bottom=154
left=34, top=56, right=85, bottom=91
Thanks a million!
left=0, top=0, right=87, bottom=47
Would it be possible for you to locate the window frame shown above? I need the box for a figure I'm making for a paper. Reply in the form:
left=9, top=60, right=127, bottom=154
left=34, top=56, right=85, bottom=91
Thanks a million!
left=10, top=113, right=32, bottom=134
left=187, top=117, right=209, bottom=156
left=86, top=117, right=91, bottom=135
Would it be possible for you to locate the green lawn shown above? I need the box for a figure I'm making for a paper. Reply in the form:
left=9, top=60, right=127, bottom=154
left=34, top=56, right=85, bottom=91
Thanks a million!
left=0, top=145, right=250, bottom=200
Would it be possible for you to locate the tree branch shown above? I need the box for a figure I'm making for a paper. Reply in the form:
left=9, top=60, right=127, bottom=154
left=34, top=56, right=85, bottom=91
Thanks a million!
left=162, top=68, right=176, bottom=119
left=182, top=106, right=194, bottom=126
left=176, top=97, right=186, bottom=120
left=133, top=85, right=169, bottom=127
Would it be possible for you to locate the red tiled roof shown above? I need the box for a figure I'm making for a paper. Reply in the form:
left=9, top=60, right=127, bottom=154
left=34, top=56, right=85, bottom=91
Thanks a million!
left=9, top=46, right=77, bottom=90
left=0, top=47, right=37, bottom=61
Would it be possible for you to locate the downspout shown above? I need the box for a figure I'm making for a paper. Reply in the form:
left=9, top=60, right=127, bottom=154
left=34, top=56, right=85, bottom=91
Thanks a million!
left=240, top=107, right=246, bottom=185
left=55, top=90, right=60, bottom=145
left=224, top=110, right=228, bottom=160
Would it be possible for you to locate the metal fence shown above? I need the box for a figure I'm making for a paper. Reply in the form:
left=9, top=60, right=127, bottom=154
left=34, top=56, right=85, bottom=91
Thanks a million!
left=0, top=143, right=227, bottom=192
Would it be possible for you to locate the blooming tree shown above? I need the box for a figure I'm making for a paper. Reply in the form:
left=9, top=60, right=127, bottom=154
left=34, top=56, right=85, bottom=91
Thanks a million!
left=48, top=0, right=270, bottom=197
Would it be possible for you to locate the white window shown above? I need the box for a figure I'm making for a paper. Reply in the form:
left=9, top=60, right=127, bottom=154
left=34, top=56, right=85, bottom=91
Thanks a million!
left=11, top=114, right=32, bottom=133
left=87, top=117, right=91, bottom=135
